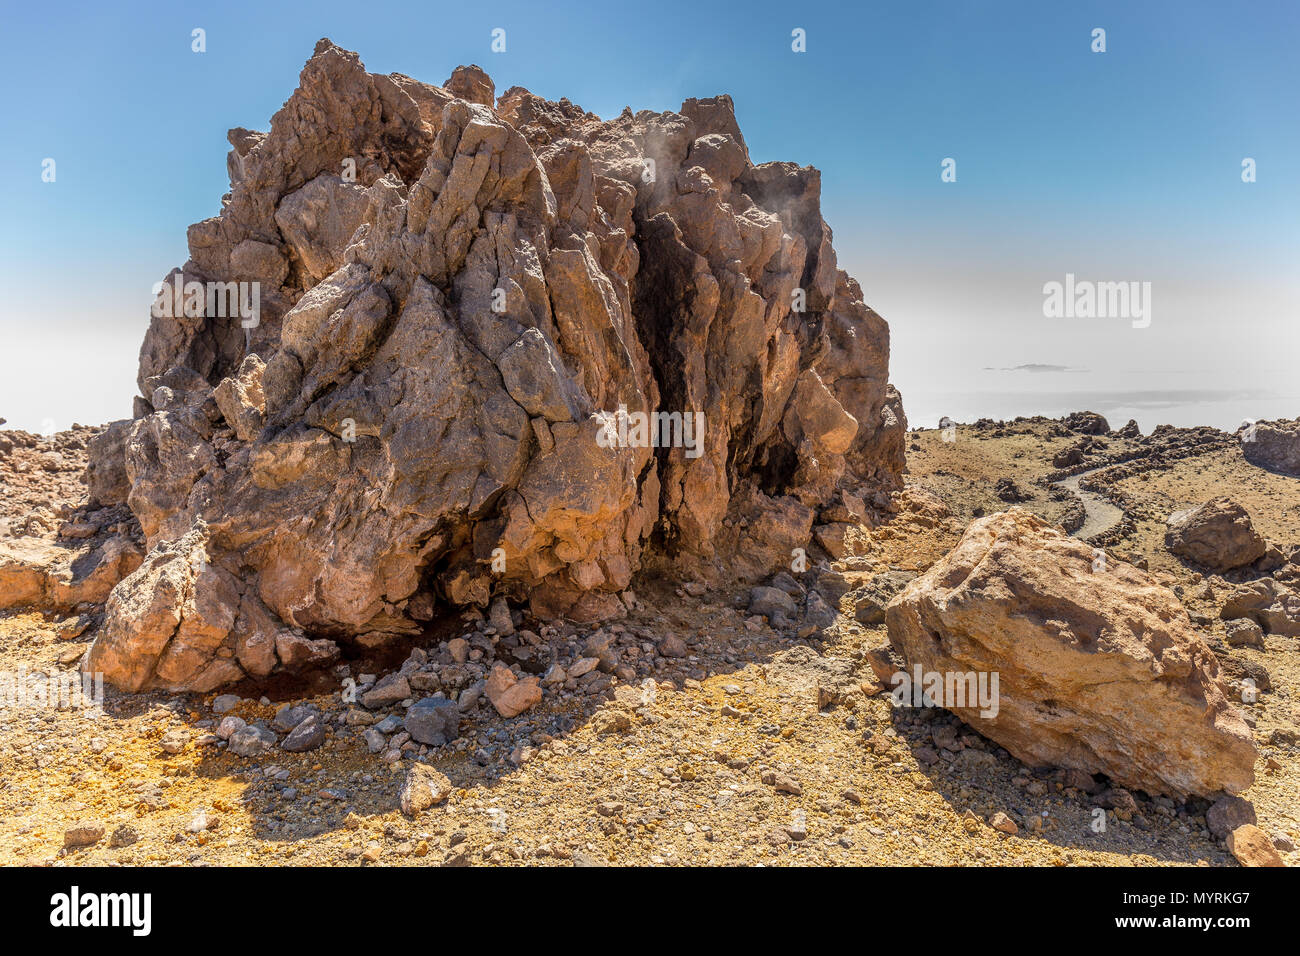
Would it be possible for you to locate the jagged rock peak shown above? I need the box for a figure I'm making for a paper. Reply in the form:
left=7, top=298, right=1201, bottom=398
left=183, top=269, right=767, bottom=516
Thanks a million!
left=87, top=40, right=906, bottom=692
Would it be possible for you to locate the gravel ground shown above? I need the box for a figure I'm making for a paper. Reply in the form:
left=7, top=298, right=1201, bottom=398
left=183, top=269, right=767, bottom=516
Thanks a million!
left=1, top=418, right=1295, bottom=866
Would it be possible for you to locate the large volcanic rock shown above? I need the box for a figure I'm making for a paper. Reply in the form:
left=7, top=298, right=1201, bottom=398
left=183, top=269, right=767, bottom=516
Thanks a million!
left=84, top=41, right=905, bottom=691
left=886, top=510, right=1256, bottom=799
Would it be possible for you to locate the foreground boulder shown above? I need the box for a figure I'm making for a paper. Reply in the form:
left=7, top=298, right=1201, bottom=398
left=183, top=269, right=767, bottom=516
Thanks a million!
left=886, top=510, right=1256, bottom=799
left=85, top=39, right=906, bottom=691
left=1165, top=497, right=1267, bottom=570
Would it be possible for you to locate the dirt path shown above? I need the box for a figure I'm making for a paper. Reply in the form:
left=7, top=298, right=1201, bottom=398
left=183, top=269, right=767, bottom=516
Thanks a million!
left=1055, top=469, right=1124, bottom=540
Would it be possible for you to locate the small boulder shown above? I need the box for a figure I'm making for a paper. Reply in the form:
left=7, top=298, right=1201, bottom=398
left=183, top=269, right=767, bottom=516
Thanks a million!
left=1224, top=619, right=1265, bottom=649
left=849, top=570, right=917, bottom=626
left=749, top=586, right=796, bottom=622
left=1241, top=418, right=1300, bottom=476
left=989, top=812, right=1018, bottom=835
left=801, top=590, right=836, bottom=632
left=108, top=824, right=139, bottom=848
left=215, top=715, right=246, bottom=740
left=1063, top=411, right=1110, bottom=435
left=657, top=634, right=688, bottom=658
left=994, top=477, right=1030, bottom=503
left=272, top=703, right=319, bottom=733
left=1052, top=445, right=1084, bottom=468
left=488, top=596, right=515, bottom=636
left=1220, top=578, right=1300, bottom=637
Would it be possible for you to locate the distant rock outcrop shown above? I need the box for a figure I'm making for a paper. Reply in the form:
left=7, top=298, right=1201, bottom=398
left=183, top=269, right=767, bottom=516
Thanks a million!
left=886, top=509, right=1256, bottom=799
left=1241, top=418, right=1300, bottom=476
left=84, top=40, right=906, bottom=691
left=1062, top=410, right=1110, bottom=435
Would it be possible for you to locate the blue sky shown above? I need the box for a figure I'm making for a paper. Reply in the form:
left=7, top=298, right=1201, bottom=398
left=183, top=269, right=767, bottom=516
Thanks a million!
left=1, top=0, right=1296, bottom=431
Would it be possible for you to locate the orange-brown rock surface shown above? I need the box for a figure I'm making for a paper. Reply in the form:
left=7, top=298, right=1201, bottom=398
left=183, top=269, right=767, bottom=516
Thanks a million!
left=886, top=509, right=1257, bottom=798
left=0, top=425, right=143, bottom=614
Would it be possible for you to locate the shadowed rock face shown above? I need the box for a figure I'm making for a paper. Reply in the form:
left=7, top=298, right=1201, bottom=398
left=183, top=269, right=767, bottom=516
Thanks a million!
left=886, top=510, right=1256, bottom=799
left=86, top=40, right=905, bottom=692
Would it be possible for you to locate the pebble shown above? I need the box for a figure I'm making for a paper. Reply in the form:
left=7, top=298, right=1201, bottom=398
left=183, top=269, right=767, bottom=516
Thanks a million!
left=282, top=715, right=326, bottom=752
left=345, top=708, right=378, bottom=726
left=405, top=697, right=461, bottom=746
left=1227, top=824, right=1285, bottom=867
left=215, top=715, right=246, bottom=740
left=761, top=771, right=802, bottom=796
left=989, top=812, right=1018, bottom=835
left=227, top=724, right=277, bottom=757
left=568, top=657, right=599, bottom=678
left=272, top=704, right=318, bottom=734
left=362, top=674, right=412, bottom=709
left=786, top=812, right=808, bottom=841
left=63, top=823, right=105, bottom=848
left=374, top=714, right=403, bottom=734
